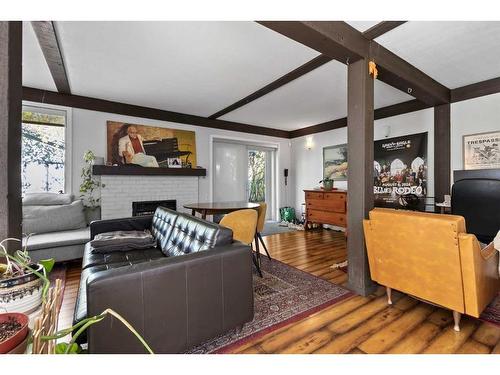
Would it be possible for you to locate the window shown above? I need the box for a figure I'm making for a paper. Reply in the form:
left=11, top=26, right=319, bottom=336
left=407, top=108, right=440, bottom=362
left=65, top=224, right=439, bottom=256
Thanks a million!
left=21, top=105, right=67, bottom=195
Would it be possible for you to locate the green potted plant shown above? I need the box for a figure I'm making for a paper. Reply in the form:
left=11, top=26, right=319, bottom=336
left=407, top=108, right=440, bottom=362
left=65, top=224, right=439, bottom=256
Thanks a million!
left=0, top=238, right=53, bottom=315
left=80, top=150, right=105, bottom=223
left=40, top=308, right=154, bottom=354
left=319, top=178, right=334, bottom=191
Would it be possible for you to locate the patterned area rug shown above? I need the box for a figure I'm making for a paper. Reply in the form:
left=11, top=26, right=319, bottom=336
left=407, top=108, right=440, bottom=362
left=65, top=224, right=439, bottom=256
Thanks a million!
left=480, top=293, right=500, bottom=327
left=186, top=257, right=353, bottom=353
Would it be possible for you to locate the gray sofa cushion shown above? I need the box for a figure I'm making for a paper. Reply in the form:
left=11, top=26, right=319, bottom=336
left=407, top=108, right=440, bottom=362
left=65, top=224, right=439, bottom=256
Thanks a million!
left=23, top=227, right=90, bottom=251
left=23, top=200, right=87, bottom=234
left=90, top=230, right=156, bottom=253
left=23, top=192, right=74, bottom=206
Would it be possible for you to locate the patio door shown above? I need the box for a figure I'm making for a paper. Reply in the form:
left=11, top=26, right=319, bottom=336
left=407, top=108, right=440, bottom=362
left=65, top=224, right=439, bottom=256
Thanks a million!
left=213, top=140, right=276, bottom=220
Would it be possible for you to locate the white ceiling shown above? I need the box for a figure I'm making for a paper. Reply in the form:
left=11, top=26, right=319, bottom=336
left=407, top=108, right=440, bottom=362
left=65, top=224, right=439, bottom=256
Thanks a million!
left=376, top=21, right=500, bottom=88
left=346, top=21, right=380, bottom=32
left=221, top=61, right=413, bottom=130
left=21, top=21, right=500, bottom=132
left=22, top=22, right=57, bottom=91
left=53, top=21, right=319, bottom=117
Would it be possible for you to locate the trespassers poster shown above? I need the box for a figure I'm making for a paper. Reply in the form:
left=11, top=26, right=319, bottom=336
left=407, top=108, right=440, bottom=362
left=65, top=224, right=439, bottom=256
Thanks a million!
left=373, top=132, right=428, bottom=210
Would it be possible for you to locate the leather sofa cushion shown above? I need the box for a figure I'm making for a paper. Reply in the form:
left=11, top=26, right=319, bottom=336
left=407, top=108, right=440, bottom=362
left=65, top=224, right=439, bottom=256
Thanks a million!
left=82, top=242, right=164, bottom=270
left=22, top=227, right=90, bottom=251
left=151, top=207, right=179, bottom=250
left=161, top=212, right=233, bottom=257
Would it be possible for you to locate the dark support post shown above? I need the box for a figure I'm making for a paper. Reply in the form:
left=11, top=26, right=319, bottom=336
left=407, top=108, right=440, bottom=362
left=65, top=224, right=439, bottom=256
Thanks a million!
left=346, top=59, right=377, bottom=296
left=434, top=103, right=451, bottom=207
left=0, top=22, right=22, bottom=252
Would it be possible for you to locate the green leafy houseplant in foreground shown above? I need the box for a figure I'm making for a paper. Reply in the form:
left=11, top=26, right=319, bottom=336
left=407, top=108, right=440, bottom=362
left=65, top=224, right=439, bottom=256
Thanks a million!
left=0, top=237, right=53, bottom=303
left=43, top=308, right=154, bottom=354
left=1, top=238, right=153, bottom=354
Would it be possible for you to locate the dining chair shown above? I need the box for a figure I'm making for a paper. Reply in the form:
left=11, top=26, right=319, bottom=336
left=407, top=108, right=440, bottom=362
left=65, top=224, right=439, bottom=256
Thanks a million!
left=255, top=202, right=272, bottom=262
left=220, top=209, right=262, bottom=277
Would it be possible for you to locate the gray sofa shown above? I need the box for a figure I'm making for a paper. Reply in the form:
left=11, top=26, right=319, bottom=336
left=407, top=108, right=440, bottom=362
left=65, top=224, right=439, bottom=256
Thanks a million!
left=21, top=193, right=92, bottom=263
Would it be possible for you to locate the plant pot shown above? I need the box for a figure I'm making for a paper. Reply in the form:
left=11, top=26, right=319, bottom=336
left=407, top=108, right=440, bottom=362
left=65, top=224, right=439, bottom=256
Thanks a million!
left=0, top=264, right=44, bottom=314
left=323, top=180, right=334, bottom=191
left=0, top=312, right=29, bottom=354
left=85, top=206, right=101, bottom=223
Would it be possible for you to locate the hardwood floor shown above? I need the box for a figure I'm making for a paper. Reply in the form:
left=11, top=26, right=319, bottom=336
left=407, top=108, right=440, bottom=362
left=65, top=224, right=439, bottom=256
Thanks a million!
left=58, top=229, right=500, bottom=354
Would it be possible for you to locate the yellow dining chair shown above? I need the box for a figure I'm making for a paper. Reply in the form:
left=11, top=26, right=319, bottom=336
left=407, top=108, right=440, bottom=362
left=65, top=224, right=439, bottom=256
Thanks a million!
left=220, top=209, right=262, bottom=277
left=255, top=202, right=272, bottom=263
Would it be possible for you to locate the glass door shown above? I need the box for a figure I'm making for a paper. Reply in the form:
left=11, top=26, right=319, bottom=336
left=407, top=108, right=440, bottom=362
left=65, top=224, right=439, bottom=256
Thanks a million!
left=213, top=140, right=276, bottom=220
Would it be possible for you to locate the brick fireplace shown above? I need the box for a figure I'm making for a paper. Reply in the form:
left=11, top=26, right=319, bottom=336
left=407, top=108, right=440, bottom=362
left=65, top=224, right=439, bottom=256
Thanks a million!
left=99, top=175, right=199, bottom=219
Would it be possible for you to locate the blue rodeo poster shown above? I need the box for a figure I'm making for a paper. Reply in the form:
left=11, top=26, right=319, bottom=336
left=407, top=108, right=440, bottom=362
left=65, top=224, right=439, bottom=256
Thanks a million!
left=373, top=132, right=428, bottom=210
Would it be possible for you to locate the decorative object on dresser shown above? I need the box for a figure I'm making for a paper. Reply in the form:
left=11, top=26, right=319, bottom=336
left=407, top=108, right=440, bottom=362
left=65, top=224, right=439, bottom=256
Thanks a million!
left=304, top=189, right=347, bottom=231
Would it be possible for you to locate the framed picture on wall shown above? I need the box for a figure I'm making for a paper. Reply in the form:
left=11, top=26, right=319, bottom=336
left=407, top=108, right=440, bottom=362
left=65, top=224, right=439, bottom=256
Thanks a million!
left=463, top=131, right=500, bottom=170
left=323, top=144, right=348, bottom=180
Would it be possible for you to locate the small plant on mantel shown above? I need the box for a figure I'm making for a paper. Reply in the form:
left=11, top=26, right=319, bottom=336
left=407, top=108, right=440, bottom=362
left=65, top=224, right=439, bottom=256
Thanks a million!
left=80, top=151, right=105, bottom=220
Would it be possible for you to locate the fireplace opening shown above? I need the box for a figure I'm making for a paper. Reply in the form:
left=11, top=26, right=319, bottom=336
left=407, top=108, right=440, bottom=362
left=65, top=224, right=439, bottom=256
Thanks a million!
left=132, top=200, right=177, bottom=216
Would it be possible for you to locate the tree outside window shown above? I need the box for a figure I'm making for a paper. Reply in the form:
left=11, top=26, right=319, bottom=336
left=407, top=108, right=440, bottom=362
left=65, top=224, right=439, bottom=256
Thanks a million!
left=21, top=108, right=66, bottom=195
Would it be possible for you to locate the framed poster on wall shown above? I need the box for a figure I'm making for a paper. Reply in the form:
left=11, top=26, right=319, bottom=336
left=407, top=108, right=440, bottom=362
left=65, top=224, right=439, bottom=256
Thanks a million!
left=323, top=143, right=348, bottom=180
left=463, top=131, right=500, bottom=170
left=374, top=132, right=428, bottom=210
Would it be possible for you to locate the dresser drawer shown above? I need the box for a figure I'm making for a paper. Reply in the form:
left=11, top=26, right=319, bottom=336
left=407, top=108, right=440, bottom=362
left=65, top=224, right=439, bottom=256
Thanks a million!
left=305, top=192, right=324, bottom=200
left=307, top=210, right=346, bottom=227
left=307, top=199, right=345, bottom=213
left=324, top=192, right=346, bottom=202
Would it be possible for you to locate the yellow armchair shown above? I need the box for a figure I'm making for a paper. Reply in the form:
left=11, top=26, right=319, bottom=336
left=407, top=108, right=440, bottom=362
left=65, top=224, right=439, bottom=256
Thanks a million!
left=363, top=208, right=499, bottom=331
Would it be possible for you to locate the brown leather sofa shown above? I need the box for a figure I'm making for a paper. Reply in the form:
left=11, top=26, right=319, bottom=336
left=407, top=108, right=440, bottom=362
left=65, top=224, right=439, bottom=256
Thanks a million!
left=73, top=207, right=254, bottom=353
left=363, top=208, right=499, bottom=331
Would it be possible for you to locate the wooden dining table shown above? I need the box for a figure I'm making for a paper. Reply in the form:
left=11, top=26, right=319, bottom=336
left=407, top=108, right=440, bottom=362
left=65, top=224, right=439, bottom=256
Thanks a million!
left=183, top=201, right=259, bottom=220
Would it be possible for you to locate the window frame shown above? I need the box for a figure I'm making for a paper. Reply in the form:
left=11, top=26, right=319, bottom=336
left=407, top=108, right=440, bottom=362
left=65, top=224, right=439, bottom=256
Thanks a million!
left=21, top=101, right=73, bottom=194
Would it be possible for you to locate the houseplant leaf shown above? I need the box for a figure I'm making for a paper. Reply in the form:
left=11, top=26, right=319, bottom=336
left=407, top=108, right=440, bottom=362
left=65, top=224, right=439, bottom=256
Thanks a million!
left=39, top=258, right=55, bottom=274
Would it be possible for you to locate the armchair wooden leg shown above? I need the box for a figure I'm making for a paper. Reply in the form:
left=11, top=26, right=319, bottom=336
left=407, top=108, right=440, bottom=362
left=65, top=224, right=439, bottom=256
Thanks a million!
left=453, top=311, right=461, bottom=332
left=386, top=287, right=392, bottom=305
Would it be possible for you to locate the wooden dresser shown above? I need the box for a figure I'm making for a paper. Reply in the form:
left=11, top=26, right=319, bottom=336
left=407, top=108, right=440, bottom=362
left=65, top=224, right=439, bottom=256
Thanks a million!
left=304, top=189, right=347, bottom=230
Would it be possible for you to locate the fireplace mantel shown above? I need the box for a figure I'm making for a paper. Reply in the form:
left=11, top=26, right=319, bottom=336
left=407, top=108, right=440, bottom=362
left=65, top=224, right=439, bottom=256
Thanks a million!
left=92, top=165, right=206, bottom=177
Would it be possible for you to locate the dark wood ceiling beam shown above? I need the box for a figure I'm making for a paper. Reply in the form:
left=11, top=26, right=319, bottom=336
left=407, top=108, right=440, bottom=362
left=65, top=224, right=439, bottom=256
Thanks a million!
left=362, top=21, right=407, bottom=40
left=258, top=21, right=450, bottom=106
left=209, top=54, right=332, bottom=119
left=22, top=87, right=291, bottom=138
left=369, top=43, right=450, bottom=105
left=209, top=20, right=407, bottom=120
left=31, top=21, right=71, bottom=94
left=289, top=99, right=432, bottom=138
left=258, top=21, right=367, bottom=65
left=451, top=77, right=500, bottom=103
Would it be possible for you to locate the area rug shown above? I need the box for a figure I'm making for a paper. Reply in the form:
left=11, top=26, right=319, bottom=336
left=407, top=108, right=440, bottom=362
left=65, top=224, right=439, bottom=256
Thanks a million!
left=185, top=257, right=353, bottom=353
left=480, top=293, right=500, bottom=327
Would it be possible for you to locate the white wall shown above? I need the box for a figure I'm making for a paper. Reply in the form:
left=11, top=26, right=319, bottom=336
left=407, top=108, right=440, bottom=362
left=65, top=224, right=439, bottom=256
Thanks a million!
left=69, top=108, right=292, bottom=217
left=451, top=92, right=500, bottom=172
left=291, top=108, right=435, bottom=214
